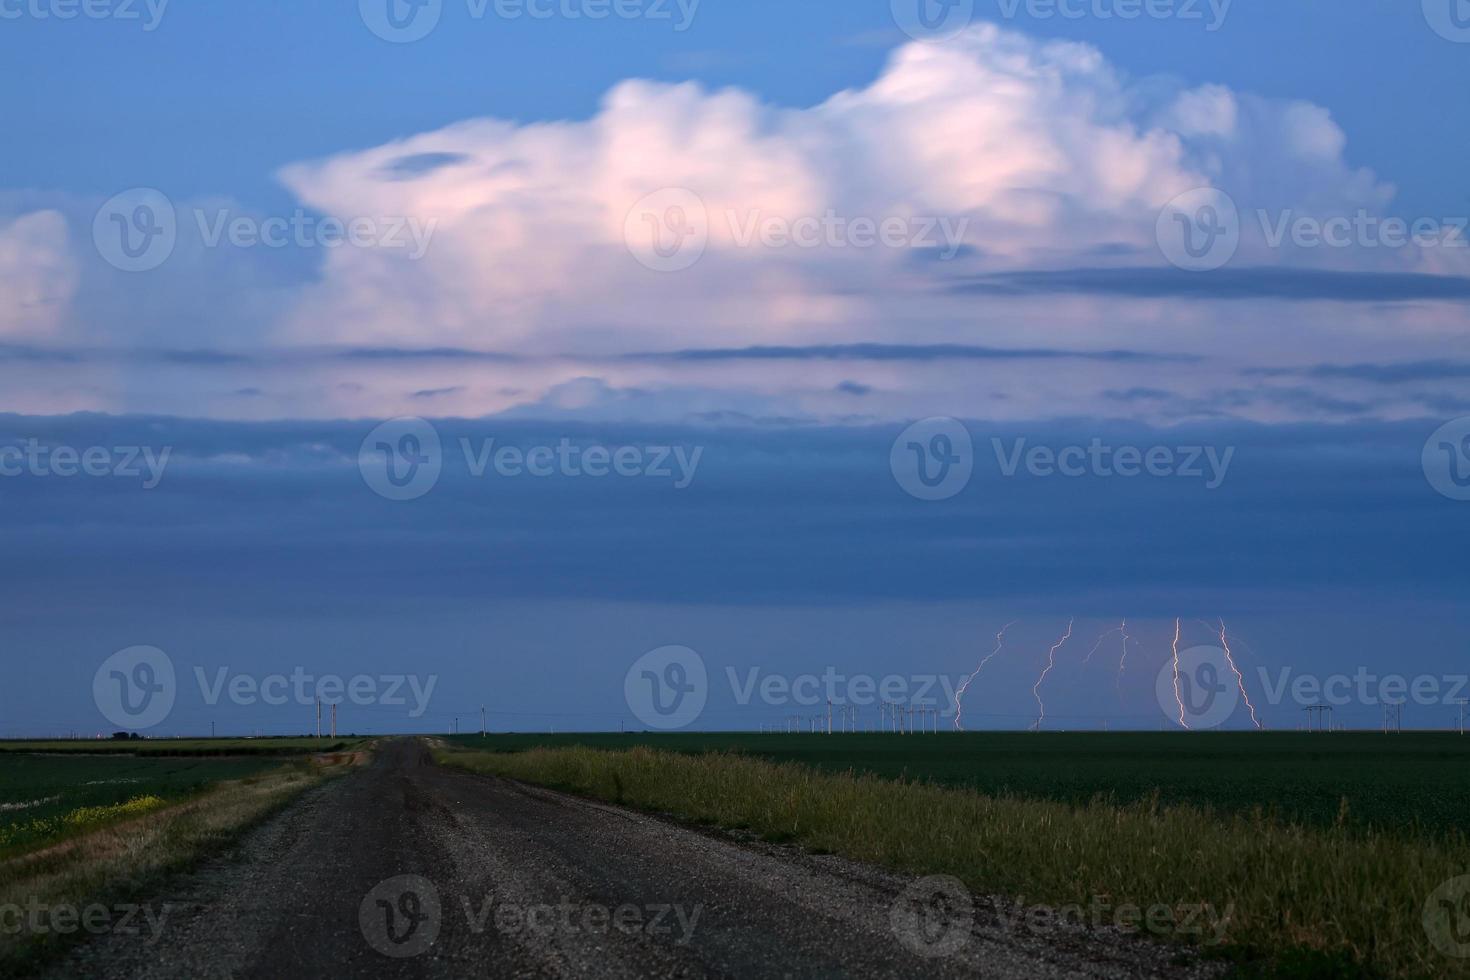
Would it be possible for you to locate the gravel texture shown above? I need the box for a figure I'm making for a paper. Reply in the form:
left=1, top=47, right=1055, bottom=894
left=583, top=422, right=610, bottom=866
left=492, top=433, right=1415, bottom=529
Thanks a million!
left=45, top=739, right=1227, bottom=979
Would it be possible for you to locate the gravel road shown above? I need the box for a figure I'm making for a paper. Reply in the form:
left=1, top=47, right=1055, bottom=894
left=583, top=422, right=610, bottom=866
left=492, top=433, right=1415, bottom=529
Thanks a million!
left=48, top=739, right=1224, bottom=979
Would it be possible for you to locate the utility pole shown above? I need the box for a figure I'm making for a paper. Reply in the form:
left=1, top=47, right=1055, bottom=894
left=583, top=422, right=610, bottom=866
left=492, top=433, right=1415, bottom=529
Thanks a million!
left=827, top=699, right=832, bottom=735
left=1459, top=699, right=1468, bottom=735
left=331, top=703, right=337, bottom=738
left=481, top=706, right=487, bottom=738
left=316, top=698, right=321, bottom=740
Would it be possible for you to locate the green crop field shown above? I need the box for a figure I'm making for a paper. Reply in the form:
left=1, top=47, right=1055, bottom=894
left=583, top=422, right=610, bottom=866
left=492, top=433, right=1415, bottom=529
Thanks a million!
left=0, top=754, right=293, bottom=856
left=441, top=733, right=1470, bottom=976
left=0, top=737, right=359, bottom=757
left=445, top=730, right=1470, bottom=839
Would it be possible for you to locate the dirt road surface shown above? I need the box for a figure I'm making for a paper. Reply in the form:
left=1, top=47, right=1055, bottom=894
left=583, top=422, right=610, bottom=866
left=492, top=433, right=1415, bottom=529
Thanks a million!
left=48, top=739, right=1223, bottom=979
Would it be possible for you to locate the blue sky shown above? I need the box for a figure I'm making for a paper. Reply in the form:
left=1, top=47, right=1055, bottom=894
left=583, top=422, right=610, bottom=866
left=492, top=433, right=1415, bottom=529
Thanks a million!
left=2, top=2, right=1468, bottom=736
left=4, top=2, right=1467, bottom=217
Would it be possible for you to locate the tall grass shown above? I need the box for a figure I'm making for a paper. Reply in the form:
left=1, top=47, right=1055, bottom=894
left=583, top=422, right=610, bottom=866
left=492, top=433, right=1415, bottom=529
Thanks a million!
left=442, top=744, right=1470, bottom=978
left=0, top=753, right=361, bottom=972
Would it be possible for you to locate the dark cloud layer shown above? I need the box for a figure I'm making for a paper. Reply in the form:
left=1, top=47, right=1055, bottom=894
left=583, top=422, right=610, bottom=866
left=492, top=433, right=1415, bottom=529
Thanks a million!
left=0, top=413, right=1458, bottom=611
left=951, top=267, right=1470, bottom=302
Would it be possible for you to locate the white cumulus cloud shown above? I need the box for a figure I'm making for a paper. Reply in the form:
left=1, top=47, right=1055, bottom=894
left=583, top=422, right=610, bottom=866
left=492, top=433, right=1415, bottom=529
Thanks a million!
left=0, top=210, right=77, bottom=338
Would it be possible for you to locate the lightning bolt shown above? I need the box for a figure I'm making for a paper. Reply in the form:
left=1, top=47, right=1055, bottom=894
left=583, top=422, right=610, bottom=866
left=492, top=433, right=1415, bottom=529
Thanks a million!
left=1115, top=620, right=1133, bottom=698
left=1170, top=617, right=1188, bottom=729
left=1031, top=616, right=1074, bottom=731
left=953, top=620, right=1018, bottom=732
left=1085, top=621, right=1125, bottom=664
left=1217, top=618, right=1261, bottom=730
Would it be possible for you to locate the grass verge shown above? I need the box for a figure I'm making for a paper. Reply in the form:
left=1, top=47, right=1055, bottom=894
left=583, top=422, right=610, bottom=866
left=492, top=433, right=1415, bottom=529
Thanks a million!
left=0, top=749, right=366, bottom=974
left=439, top=744, right=1466, bottom=979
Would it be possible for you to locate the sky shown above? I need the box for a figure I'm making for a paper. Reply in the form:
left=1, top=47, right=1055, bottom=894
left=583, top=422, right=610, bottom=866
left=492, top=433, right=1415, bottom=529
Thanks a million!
left=1, top=1, right=1468, bottom=736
